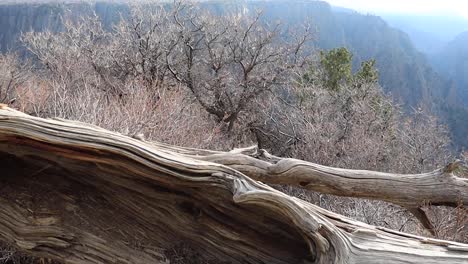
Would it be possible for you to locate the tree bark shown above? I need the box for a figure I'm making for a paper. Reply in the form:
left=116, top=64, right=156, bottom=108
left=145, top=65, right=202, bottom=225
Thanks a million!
left=152, top=144, right=468, bottom=210
left=147, top=143, right=468, bottom=233
left=0, top=104, right=467, bottom=263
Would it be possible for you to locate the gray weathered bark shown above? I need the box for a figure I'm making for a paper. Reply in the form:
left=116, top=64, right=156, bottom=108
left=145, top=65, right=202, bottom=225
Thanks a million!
left=0, top=104, right=467, bottom=263
left=163, top=145, right=467, bottom=233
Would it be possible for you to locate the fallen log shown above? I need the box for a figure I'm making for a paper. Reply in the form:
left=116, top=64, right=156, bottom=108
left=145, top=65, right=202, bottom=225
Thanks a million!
left=0, top=105, right=467, bottom=263
left=159, top=145, right=467, bottom=233
left=149, top=143, right=468, bottom=209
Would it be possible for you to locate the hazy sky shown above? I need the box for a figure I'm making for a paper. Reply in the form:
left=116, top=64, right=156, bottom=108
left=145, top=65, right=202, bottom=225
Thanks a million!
left=326, top=0, right=468, bottom=18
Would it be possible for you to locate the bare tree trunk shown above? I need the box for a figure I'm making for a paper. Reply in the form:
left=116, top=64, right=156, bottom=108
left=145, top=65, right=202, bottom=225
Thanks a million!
left=0, top=105, right=467, bottom=264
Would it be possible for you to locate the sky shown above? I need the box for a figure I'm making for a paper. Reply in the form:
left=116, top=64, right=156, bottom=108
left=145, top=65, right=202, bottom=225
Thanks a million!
left=325, top=0, right=468, bottom=18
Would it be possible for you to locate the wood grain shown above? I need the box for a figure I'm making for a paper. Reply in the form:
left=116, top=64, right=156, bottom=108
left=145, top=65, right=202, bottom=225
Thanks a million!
left=0, top=106, right=467, bottom=263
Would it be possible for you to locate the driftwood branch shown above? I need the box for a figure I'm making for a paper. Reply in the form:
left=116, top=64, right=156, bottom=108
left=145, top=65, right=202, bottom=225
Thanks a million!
left=0, top=105, right=467, bottom=263
left=155, top=143, right=467, bottom=233
left=163, top=146, right=468, bottom=209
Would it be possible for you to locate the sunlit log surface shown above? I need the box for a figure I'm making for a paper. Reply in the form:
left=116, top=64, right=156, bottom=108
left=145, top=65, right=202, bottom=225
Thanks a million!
left=0, top=105, right=467, bottom=264
left=164, top=144, right=468, bottom=233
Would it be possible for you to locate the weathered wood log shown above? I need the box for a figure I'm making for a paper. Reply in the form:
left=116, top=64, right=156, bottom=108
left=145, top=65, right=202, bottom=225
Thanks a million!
left=0, top=105, right=468, bottom=263
left=159, top=145, right=467, bottom=233
left=148, top=143, right=468, bottom=209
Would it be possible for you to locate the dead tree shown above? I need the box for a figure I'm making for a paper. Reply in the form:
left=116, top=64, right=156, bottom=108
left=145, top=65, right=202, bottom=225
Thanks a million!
left=165, top=3, right=310, bottom=131
left=0, top=104, right=467, bottom=264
